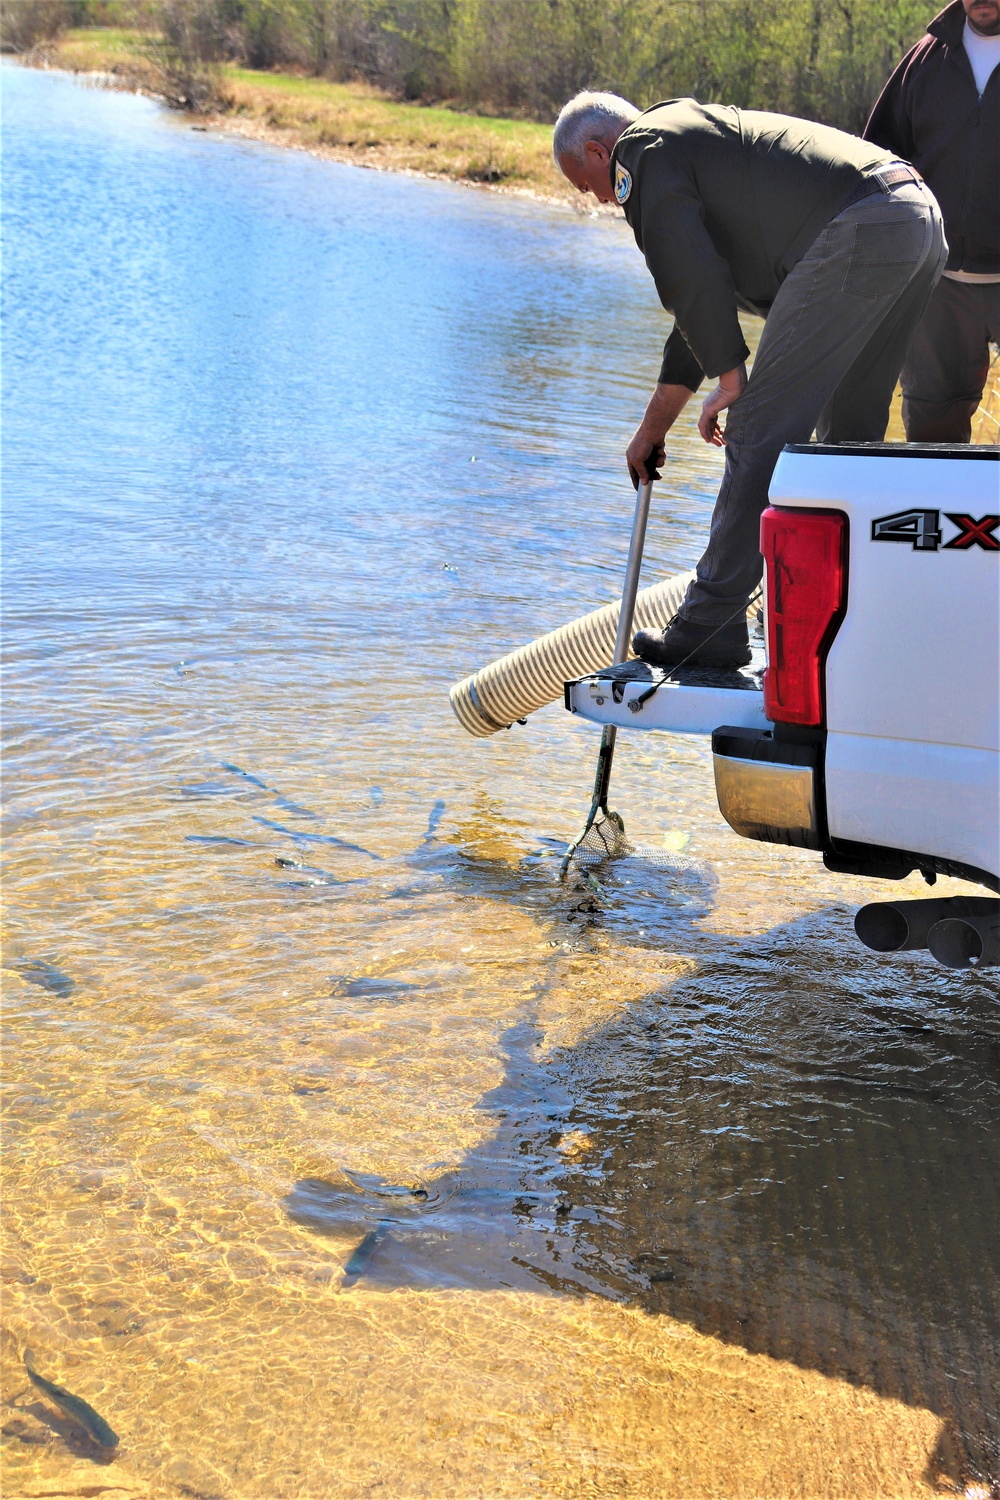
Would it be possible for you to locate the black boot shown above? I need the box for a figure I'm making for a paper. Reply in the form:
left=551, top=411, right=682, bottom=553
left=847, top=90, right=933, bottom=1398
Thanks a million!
left=632, top=614, right=751, bottom=669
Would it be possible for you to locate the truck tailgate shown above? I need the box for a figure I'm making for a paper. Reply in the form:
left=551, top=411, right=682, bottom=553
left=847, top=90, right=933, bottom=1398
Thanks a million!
left=565, top=651, right=768, bottom=735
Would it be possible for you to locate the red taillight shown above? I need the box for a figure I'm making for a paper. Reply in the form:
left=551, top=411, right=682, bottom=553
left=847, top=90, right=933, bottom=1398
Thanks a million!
left=760, top=507, right=846, bottom=726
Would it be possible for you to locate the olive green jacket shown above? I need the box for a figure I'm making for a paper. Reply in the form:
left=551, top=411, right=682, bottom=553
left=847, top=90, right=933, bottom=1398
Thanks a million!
left=610, top=100, right=891, bottom=388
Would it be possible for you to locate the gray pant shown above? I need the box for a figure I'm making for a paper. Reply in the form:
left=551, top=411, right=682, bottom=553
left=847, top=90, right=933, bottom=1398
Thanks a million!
left=682, top=179, right=947, bottom=626
left=901, top=275, right=1000, bottom=442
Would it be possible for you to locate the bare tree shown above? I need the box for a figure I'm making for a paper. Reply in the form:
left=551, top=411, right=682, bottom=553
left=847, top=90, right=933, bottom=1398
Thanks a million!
left=0, top=0, right=68, bottom=53
left=146, top=0, right=226, bottom=110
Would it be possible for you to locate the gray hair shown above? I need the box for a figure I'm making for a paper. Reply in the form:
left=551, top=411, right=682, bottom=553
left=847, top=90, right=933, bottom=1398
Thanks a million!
left=552, top=91, right=639, bottom=165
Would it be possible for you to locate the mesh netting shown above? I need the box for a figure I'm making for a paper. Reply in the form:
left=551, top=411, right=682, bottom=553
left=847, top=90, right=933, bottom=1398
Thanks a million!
left=569, top=808, right=630, bottom=866
left=569, top=808, right=706, bottom=874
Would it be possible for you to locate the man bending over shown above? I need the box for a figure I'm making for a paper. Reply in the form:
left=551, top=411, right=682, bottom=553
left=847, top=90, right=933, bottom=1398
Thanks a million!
left=553, top=93, right=946, bottom=668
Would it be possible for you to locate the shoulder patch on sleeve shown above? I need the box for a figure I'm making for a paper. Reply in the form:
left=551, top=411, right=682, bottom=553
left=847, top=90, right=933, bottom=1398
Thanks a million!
left=614, top=162, right=632, bottom=205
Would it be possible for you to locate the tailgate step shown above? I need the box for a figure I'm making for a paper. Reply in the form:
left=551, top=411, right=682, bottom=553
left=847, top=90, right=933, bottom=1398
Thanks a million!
left=565, top=647, right=768, bottom=735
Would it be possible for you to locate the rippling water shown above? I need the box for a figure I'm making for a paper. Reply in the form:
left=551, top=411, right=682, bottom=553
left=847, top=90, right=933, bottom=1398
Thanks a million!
left=3, top=64, right=998, bottom=1498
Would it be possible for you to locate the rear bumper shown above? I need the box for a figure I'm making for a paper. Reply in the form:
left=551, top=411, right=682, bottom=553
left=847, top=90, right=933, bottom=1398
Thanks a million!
left=711, top=728, right=821, bottom=850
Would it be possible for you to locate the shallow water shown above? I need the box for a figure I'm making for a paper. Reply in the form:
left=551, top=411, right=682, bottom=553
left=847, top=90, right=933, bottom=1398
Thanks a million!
left=2, top=65, right=998, bottom=1499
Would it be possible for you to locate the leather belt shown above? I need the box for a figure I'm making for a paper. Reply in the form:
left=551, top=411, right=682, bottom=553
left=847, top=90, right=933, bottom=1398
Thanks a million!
left=842, top=162, right=923, bottom=209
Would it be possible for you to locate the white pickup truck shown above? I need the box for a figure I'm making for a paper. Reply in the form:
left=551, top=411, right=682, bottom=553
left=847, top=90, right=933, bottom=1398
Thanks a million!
left=565, top=443, right=1000, bottom=970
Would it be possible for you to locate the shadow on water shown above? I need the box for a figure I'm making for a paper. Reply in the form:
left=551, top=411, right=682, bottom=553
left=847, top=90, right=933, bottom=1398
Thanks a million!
left=286, top=815, right=1000, bottom=1491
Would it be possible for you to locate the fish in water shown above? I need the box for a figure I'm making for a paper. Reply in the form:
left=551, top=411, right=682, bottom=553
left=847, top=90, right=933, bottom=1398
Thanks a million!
left=329, top=975, right=422, bottom=1002
left=252, top=816, right=382, bottom=859
left=341, top=1219, right=392, bottom=1285
left=269, top=794, right=321, bottom=820
left=6, top=959, right=74, bottom=998
left=185, top=834, right=259, bottom=848
left=220, top=762, right=269, bottom=790
left=424, top=799, right=445, bottom=842
left=23, top=1351, right=119, bottom=1451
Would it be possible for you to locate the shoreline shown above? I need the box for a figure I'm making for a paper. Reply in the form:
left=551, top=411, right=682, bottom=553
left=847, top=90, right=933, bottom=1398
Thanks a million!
left=18, top=29, right=605, bottom=213
left=191, top=106, right=589, bottom=213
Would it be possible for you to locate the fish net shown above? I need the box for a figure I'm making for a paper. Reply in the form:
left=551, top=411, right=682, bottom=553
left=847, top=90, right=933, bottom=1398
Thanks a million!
left=561, top=592, right=765, bottom=883
left=567, top=806, right=706, bottom=876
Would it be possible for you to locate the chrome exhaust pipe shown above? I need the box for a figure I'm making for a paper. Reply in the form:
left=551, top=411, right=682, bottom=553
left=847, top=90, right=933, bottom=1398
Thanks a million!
left=928, top=905, right=1000, bottom=970
left=854, top=896, right=1000, bottom=955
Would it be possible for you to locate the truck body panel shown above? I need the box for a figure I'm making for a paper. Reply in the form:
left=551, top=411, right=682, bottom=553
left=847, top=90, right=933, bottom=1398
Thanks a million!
left=825, top=731, right=999, bottom=874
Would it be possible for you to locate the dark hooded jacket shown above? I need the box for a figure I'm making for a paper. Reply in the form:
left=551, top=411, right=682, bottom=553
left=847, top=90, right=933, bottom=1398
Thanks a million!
left=864, top=0, right=999, bottom=274
left=610, top=100, right=890, bottom=391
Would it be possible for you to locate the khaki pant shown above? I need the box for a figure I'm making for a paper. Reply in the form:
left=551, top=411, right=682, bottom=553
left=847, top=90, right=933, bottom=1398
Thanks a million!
left=682, top=179, right=947, bottom=627
left=901, top=276, right=1000, bottom=443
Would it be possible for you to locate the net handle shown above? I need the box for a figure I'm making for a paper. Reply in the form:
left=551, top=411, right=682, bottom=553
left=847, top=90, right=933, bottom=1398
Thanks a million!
left=560, top=478, right=655, bottom=878
left=596, top=475, right=654, bottom=806
left=612, top=477, right=654, bottom=666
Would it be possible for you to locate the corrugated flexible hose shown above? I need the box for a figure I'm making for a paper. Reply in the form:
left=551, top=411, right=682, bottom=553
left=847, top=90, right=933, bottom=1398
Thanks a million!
left=449, top=567, right=695, bottom=738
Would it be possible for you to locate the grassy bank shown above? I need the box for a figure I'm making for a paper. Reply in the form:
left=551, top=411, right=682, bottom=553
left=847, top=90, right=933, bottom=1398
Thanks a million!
left=40, top=28, right=575, bottom=203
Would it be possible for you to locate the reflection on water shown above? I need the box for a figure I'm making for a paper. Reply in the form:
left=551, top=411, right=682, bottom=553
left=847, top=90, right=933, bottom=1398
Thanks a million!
left=3, top=63, right=998, bottom=1499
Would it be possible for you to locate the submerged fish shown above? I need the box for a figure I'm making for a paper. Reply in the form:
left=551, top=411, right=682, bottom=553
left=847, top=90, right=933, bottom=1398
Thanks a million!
left=6, top=959, right=75, bottom=998
left=220, top=762, right=269, bottom=790
left=184, top=834, right=259, bottom=848
left=424, top=799, right=446, bottom=842
left=253, top=816, right=382, bottom=859
left=24, top=1351, right=119, bottom=1450
left=268, top=790, right=322, bottom=820
left=342, top=1219, right=392, bottom=1285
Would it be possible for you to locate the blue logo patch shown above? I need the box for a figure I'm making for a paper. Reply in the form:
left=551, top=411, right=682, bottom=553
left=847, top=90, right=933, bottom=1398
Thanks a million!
left=614, top=163, right=632, bottom=205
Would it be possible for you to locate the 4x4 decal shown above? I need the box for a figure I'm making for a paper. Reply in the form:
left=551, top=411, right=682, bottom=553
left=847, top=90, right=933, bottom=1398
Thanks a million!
left=871, top=509, right=999, bottom=552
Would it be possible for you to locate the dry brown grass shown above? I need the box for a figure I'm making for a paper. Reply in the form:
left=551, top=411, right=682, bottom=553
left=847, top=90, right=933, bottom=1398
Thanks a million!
left=41, top=25, right=162, bottom=92
left=886, top=351, right=1000, bottom=443
left=221, top=68, right=569, bottom=199
left=972, top=349, right=1000, bottom=444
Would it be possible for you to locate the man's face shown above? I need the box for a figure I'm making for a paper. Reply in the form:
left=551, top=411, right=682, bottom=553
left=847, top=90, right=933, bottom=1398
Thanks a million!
left=965, top=0, right=1000, bottom=36
left=557, top=140, right=615, bottom=204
